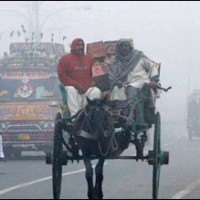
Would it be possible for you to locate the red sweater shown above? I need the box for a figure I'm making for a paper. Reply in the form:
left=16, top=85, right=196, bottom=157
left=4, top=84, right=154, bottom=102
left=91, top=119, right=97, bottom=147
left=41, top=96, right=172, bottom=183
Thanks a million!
left=57, top=54, right=93, bottom=92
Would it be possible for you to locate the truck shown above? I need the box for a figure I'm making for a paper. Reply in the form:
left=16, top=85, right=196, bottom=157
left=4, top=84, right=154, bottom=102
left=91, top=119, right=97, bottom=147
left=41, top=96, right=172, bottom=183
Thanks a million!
left=0, top=42, right=65, bottom=157
left=187, top=90, right=200, bottom=140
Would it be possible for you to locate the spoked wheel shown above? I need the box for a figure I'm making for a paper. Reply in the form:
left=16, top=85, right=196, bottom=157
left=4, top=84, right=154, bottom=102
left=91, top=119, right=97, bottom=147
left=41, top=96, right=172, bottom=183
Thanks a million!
left=53, top=113, right=63, bottom=199
left=152, top=112, right=161, bottom=199
left=148, top=112, right=169, bottom=199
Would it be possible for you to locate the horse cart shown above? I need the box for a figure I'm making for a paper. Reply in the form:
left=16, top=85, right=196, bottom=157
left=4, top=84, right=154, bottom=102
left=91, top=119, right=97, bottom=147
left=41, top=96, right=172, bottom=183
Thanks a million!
left=46, top=70, right=171, bottom=199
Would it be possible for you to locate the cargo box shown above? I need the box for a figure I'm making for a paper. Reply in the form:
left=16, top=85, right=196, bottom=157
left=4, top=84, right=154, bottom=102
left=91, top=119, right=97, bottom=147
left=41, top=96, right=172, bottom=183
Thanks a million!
left=104, top=40, right=117, bottom=55
left=92, top=62, right=109, bottom=91
left=92, top=62, right=107, bottom=77
left=93, top=74, right=109, bottom=92
left=86, top=41, right=106, bottom=59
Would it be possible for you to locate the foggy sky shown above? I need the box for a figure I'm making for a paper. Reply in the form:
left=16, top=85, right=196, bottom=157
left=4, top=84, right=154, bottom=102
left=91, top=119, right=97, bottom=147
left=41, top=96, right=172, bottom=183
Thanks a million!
left=0, top=1, right=200, bottom=123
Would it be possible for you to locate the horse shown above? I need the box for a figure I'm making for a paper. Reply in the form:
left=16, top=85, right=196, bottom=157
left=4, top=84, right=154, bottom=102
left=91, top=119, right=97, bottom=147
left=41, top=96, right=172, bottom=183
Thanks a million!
left=73, top=97, right=131, bottom=199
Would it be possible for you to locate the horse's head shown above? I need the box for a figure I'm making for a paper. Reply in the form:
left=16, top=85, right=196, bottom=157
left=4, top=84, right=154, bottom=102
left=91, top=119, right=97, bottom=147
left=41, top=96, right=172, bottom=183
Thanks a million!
left=74, top=96, right=111, bottom=141
left=86, top=96, right=108, bottom=134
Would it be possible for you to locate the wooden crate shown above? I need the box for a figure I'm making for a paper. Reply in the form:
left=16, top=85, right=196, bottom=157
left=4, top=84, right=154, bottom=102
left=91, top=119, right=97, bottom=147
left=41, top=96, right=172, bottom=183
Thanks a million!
left=93, top=74, right=109, bottom=92
left=86, top=41, right=106, bottom=59
left=104, top=40, right=117, bottom=55
left=92, top=62, right=107, bottom=77
left=92, top=62, right=109, bottom=91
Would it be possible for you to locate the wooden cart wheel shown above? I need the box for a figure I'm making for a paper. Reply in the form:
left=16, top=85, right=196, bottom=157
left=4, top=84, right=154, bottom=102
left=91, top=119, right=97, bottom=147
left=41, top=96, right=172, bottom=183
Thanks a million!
left=53, top=113, right=63, bottom=199
left=152, top=112, right=161, bottom=199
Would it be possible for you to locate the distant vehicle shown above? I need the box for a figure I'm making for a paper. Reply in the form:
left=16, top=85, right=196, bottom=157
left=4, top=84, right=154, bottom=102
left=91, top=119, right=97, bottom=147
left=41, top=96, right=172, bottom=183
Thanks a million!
left=0, top=42, right=65, bottom=157
left=187, top=90, right=200, bottom=140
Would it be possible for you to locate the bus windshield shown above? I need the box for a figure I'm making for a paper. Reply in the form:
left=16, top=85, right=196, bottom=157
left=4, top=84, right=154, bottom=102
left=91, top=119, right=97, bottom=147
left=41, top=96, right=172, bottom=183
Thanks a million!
left=0, top=73, right=61, bottom=101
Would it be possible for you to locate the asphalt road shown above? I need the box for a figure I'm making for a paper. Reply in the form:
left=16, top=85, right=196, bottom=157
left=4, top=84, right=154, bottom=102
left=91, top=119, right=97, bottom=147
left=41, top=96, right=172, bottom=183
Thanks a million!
left=1, top=121, right=200, bottom=199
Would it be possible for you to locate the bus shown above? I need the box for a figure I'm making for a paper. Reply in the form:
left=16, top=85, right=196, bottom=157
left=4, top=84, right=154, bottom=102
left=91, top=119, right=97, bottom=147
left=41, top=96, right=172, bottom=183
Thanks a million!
left=0, top=42, right=65, bottom=157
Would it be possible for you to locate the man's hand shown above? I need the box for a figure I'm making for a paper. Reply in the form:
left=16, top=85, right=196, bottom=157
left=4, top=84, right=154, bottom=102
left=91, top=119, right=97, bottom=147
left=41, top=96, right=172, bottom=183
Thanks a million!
left=116, top=80, right=124, bottom=88
left=75, top=85, right=85, bottom=94
left=103, top=90, right=111, bottom=99
left=149, top=81, right=158, bottom=90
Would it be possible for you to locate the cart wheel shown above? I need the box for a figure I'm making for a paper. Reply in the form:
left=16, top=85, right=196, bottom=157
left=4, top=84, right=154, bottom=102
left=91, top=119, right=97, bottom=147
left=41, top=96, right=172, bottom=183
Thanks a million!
left=153, top=112, right=161, bottom=199
left=53, top=113, right=63, bottom=199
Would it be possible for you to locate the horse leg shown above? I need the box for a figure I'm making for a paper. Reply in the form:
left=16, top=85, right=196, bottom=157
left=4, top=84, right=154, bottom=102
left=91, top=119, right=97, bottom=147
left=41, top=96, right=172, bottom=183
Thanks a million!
left=83, top=157, right=94, bottom=199
left=94, top=158, right=105, bottom=199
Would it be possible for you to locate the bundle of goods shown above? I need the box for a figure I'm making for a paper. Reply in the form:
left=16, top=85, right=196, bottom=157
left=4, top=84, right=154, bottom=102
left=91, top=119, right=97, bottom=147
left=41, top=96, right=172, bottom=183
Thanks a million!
left=86, top=39, right=134, bottom=91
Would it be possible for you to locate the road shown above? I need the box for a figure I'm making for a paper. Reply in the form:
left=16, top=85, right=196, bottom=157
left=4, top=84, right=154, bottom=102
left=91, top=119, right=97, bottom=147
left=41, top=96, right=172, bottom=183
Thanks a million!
left=1, top=121, right=200, bottom=199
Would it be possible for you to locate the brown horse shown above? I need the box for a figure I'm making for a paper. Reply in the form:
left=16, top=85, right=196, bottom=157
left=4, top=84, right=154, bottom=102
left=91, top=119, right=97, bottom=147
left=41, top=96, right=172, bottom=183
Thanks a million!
left=73, top=97, right=131, bottom=199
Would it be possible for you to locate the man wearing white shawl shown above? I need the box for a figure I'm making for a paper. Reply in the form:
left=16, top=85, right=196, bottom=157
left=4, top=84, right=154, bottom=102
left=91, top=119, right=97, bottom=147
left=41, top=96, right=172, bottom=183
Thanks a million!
left=108, top=39, right=159, bottom=125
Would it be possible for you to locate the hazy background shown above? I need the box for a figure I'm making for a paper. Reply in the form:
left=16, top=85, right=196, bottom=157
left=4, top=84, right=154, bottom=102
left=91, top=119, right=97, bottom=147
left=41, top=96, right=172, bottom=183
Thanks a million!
left=0, top=1, right=200, bottom=125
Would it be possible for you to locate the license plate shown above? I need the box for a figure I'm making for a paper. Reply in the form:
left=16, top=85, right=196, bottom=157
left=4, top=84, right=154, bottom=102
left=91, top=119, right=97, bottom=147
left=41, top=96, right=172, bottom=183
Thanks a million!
left=18, top=133, right=31, bottom=140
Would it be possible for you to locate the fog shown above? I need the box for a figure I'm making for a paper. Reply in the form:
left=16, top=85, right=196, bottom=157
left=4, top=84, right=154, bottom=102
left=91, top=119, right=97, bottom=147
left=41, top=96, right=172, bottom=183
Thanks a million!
left=0, top=1, right=200, bottom=124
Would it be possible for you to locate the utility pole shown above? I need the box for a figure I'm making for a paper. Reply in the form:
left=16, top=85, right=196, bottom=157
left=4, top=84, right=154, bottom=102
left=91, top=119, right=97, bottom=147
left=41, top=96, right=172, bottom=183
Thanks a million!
left=33, top=1, right=40, bottom=42
left=31, top=2, right=90, bottom=43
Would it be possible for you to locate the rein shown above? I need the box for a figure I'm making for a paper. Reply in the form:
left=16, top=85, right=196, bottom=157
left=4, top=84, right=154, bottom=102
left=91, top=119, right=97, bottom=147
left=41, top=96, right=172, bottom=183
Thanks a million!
left=76, top=104, right=120, bottom=157
left=76, top=107, right=96, bottom=140
left=97, top=108, right=119, bottom=157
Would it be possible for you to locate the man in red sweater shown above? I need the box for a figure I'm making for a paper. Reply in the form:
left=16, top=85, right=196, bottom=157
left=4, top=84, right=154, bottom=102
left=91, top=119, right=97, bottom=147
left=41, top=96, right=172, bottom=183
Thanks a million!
left=57, top=38, right=102, bottom=116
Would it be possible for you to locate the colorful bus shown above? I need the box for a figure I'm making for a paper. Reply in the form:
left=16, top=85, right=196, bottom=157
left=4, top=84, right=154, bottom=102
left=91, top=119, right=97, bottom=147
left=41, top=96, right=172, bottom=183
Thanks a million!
left=0, top=42, right=65, bottom=157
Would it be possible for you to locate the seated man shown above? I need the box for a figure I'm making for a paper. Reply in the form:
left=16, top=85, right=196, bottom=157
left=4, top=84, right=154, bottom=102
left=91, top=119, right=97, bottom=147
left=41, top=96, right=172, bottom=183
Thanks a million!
left=57, top=38, right=102, bottom=117
left=108, top=39, right=159, bottom=125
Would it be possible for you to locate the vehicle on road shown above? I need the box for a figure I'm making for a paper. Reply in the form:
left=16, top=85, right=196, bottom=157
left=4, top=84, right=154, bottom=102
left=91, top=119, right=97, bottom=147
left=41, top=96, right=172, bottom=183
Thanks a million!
left=0, top=42, right=64, bottom=157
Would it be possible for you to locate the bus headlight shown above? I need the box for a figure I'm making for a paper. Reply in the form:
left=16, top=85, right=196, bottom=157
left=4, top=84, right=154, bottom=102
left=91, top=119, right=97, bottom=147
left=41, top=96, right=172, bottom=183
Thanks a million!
left=1, top=123, right=7, bottom=129
left=43, top=122, right=49, bottom=129
left=51, top=122, right=55, bottom=128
